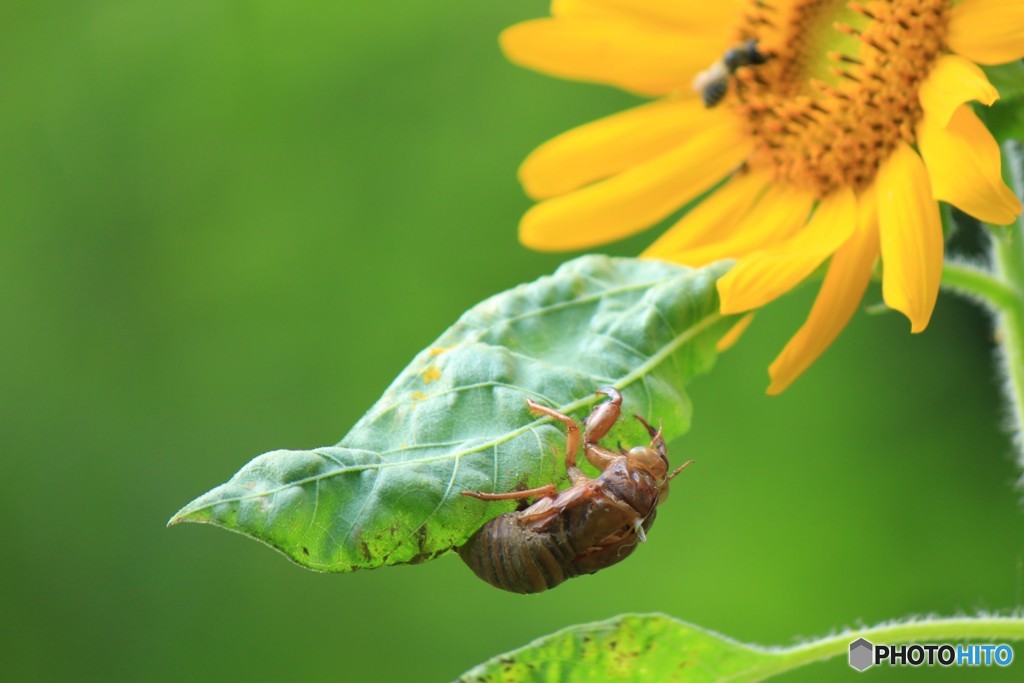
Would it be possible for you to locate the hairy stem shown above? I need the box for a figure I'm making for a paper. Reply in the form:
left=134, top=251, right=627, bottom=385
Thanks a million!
left=990, top=140, right=1024, bottom=463
left=941, top=260, right=1018, bottom=311
left=938, top=141, right=1024, bottom=465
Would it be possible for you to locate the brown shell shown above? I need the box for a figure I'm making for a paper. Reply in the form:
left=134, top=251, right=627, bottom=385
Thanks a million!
left=457, top=458, right=661, bottom=593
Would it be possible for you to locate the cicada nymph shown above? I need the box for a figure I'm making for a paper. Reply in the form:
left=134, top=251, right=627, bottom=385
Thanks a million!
left=457, top=388, right=692, bottom=593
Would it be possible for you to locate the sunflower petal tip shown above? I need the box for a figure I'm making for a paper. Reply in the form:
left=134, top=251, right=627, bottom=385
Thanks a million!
left=518, top=175, right=547, bottom=202
left=766, top=358, right=797, bottom=395
left=887, top=302, right=931, bottom=335
left=1010, top=196, right=1024, bottom=219
left=517, top=213, right=548, bottom=251
left=909, top=312, right=931, bottom=334
left=498, top=22, right=528, bottom=53
left=765, top=380, right=786, bottom=396
left=499, top=20, right=555, bottom=67
left=716, top=313, right=755, bottom=352
left=497, top=28, right=516, bottom=58
left=518, top=232, right=551, bottom=252
left=517, top=147, right=558, bottom=201
left=976, top=80, right=1000, bottom=108
left=986, top=209, right=1022, bottom=227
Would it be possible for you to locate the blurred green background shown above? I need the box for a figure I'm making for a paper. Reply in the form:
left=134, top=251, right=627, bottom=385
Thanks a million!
left=2, top=2, right=1022, bottom=681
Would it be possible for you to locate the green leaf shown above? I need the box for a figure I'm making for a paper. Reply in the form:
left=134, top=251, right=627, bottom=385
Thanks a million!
left=457, top=613, right=1024, bottom=683
left=459, top=615, right=766, bottom=683
left=170, top=256, right=732, bottom=572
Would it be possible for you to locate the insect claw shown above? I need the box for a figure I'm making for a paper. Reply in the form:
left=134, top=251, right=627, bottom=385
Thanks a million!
left=525, top=398, right=546, bottom=415
left=633, top=414, right=658, bottom=437
left=616, top=440, right=627, bottom=455
left=595, top=387, right=622, bottom=406
left=653, top=420, right=667, bottom=457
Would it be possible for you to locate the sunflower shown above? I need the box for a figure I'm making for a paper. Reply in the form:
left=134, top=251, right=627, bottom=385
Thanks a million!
left=503, top=0, right=1023, bottom=393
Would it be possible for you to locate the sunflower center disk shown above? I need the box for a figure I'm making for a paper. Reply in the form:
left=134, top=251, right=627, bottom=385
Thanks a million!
left=733, top=0, right=948, bottom=196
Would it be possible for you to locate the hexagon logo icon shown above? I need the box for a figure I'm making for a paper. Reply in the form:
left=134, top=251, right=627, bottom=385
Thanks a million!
left=849, top=638, right=875, bottom=671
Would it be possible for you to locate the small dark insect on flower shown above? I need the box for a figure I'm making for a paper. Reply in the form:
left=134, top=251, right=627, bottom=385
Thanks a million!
left=693, top=40, right=770, bottom=108
left=457, top=388, right=692, bottom=594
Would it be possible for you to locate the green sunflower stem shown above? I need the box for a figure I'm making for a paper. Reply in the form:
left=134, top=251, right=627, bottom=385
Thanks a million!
left=941, top=141, right=1024, bottom=465
left=941, top=261, right=1018, bottom=311
left=989, top=140, right=1024, bottom=464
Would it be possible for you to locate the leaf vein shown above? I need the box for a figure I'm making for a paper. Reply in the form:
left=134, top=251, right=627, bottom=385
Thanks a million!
left=181, top=312, right=722, bottom=513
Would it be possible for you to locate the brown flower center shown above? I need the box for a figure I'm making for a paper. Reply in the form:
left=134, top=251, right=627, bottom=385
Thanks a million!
left=732, top=0, right=949, bottom=196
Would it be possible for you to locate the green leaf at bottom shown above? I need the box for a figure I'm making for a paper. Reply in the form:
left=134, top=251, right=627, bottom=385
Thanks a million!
left=457, top=613, right=1024, bottom=683
left=458, top=614, right=766, bottom=683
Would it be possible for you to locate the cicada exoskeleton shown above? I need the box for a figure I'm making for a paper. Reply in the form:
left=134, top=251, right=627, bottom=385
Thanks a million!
left=457, top=388, right=691, bottom=593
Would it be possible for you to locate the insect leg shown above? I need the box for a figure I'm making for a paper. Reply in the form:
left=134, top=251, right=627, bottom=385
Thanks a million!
left=581, top=388, right=621, bottom=471
left=526, top=399, right=586, bottom=483
left=634, top=414, right=668, bottom=459
left=583, top=444, right=617, bottom=472
left=462, top=484, right=558, bottom=501
left=585, top=388, right=621, bottom=441
left=634, top=413, right=657, bottom=438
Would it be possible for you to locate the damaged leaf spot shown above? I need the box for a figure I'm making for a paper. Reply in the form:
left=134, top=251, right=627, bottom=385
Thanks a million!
left=458, top=614, right=767, bottom=682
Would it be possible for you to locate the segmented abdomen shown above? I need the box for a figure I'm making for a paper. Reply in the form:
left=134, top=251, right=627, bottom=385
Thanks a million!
left=457, top=513, right=582, bottom=594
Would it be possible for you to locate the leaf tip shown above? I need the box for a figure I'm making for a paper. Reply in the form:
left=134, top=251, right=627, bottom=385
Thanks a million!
left=166, top=497, right=209, bottom=528
left=166, top=511, right=187, bottom=527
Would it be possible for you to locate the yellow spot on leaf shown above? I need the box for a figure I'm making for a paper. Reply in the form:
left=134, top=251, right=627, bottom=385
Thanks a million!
left=422, top=365, right=442, bottom=383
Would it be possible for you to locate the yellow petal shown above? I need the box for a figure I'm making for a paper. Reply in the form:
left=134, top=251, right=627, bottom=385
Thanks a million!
left=520, top=97, right=707, bottom=200
left=552, top=0, right=741, bottom=34
left=876, top=144, right=943, bottom=333
left=918, top=54, right=999, bottom=128
left=918, top=104, right=1022, bottom=225
left=661, top=184, right=816, bottom=267
left=948, top=0, right=1024, bottom=65
left=643, top=171, right=771, bottom=256
left=716, top=312, right=755, bottom=352
left=500, top=18, right=724, bottom=96
left=520, top=115, right=749, bottom=251
left=767, top=188, right=880, bottom=395
left=718, top=187, right=858, bottom=314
